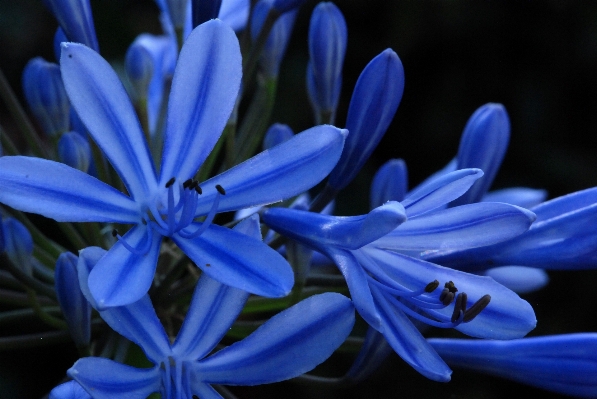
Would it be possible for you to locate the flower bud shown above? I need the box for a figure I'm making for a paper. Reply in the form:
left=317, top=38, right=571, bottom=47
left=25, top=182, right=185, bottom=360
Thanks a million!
left=263, top=123, right=293, bottom=150
left=451, top=103, right=510, bottom=206
left=42, top=0, right=99, bottom=51
left=125, top=40, right=154, bottom=101
left=251, top=0, right=297, bottom=78
left=1, top=217, right=33, bottom=275
left=192, top=0, right=223, bottom=28
left=370, top=158, right=408, bottom=208
left=22, top=58, right=70, bottom=137
left=328, top=49, right=405, bottom=190
left=55, top=252, right=91, bottom=347
left=307, top=2, right=347, bottom=123
left=58, top=131, right=92, bottom=172
left=165, top=0, right=188, bottom=29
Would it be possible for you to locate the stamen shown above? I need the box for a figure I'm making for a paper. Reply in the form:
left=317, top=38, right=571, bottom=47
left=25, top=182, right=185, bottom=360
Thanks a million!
left=463, top=294, right=491, bottom=322
left=445, top=280, right=458, bottom=293
left=111, top=229, right=118, bottom=237
left=451, top=292, right=467, bottom=322
left=112, top=228, right=153, bottom=255
left=216, top=184, right=226, bottom=195
left=195, top=185, right=202, bottom=194
left=177, top=190, right=222, bottom=239
left=425, top=280, right=440, bottom=293
left=183, top=178, right=193, bottom=189
left=440, top=288, right=454, bottom=305
left=165, top=177, right=176, bottom=188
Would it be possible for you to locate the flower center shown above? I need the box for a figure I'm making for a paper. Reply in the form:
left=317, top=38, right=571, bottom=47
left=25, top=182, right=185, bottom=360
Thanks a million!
left=145, top=177, right=225, bottom=239
left=370, top=277, right=491, bottom=328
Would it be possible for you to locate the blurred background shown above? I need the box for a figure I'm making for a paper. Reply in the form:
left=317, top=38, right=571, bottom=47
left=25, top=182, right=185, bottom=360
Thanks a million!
left=1, top=0, right=597, bottom=397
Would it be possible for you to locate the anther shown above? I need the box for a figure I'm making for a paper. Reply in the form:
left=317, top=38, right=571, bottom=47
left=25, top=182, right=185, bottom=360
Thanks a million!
left=463, top=294, right=491, bottom=322
left=141, top=218, right=147, bottom=225
left=190, top=180, right=199, bottom=189
left=195, top=185, right=202, bottom=194
left=451, top=292, right=468, bottom=322
left=216, top=184, right=226, bottom=195
left=444, top=281, right=458, bottom=293
left=440, top=288, right=454, bottom=306
left=183, top=178, right=193, bottom=189
left=111, top=229, right=118, bottom=237
left=165, top=177, right=176, bottom=188
left=425, top=280, right=440, bottom=293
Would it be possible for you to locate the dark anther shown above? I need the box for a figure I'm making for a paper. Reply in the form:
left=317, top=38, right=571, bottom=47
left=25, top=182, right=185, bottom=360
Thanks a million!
left=111, top=229, right=119, bottom=237
left=190, top=180, right=199, bottom=189
left=216, top=184, right=226, bottom=195
left=463, top=294, right=491, bottom=322
left=183, top=178, right=193, bottom=189
left=440, top=288, right=454, bottom=306
left=425, top=280, right=440, bottom=293
left=141, top=218, right=147, bottom=225
left=451, top=292, right=468, bottom=322
left=165, top=177, right=176, bottom=188
left=195, top=185, right=203, bottom=194
left=193, top=396, right=199, bottom=399
left=444, top=280, right=458, bottom=293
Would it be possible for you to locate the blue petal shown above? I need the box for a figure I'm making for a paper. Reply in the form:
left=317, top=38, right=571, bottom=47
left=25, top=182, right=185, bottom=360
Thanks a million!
left=402, top=169, right=483, bottom=217
left=0, top=156, right=140, bottom=223
left=331, top=248, right=382, bottom=329
left=173, top=272, right=249, bottom=360
left=530, top=186, right=597, bottom=222
left=370, top=158, right=408, bottom=207
left=451, top=103, right=510, bottom=205
left=193, top=293, right=355, bottom=385
left=357, top=248, right=537, bottom=339
left=60, top=42, right=158, bottom=200
left=43, top=0, right=99, bottom=51
left=219, top=0, right=249, bottom=31
left=373, top=202, right=535, bottom=251
left=328, top=49, right=404, bottom=190
left=428, top=196, right=597, bottom=270
left=428, top=334, right=597, bottom=398
left=263, top=202, right=406, bottom=250
left=88, top=225, right=162, bottom=308
left=49, top=381, right=91, bottom=399
left=76, top=247, right=171, bottom=363
left=195, top=125, right=347, bottom=215
left=370, top=284, right=452, bottom=382
left=174, top=224, right=293, bottom=298
left=159, top=19, right=241, bottom=184
left=482, top=187, right=547, bottom=209
left=68, top=358, right=161, bottom=399
left=483, top=266, right=549, bottom=294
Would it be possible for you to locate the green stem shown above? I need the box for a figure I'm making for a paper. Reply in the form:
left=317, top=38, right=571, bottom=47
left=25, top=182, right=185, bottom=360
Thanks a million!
left=0, top=288, right=53, bottom=307
left=242, top=8, right=280, bottom=87
left=0, top=123, right=19, bottom=155
left=0, top=306, right=61, bottom=326
left=2, top=254, right=57, bottom=300
left=0, top=67, right=49, bottom=158
left=151, top=254, right=190, bottom=302
left=58, top=222, right=88, bottom=251
left=27, top=289, right=68, bottom=330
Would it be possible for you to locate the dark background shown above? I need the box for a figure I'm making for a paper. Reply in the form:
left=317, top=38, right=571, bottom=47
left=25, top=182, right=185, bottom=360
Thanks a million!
left=2, top=0, right=597, bottom=397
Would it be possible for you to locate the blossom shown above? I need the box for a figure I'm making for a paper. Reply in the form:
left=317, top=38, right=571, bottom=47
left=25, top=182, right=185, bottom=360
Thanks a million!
left=263, top=169, right=537, bottom=381
left=0, top=20, right=346, bottom=308
left=428, top=334, right=597, bottom=397
left=66, top=216, right=355, bottom=398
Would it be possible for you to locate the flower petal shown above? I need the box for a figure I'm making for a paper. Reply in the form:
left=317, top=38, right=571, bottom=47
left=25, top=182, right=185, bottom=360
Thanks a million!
left=174, top=224, right=293, bottom=298
left=357, top=248, right=537, bottom=339
left=326, top=248, right=381, bottom=329
left=159, top=19, right=241, bottom=184
left=263, top=201, right=406, bottom=250
left=428, top=334, right=597, bottom=398
left=482, top=187, right=547, bottom=209
left=373, top=202, right=535, bottom=251
left=483, top=266, right=549, bottom=294
left=173, top=273, right=249, bottom=360
left=88, top=225, right=162, bottom=308
left=60, top=42, right=157, bottom=199
left=195, top=125, right=347, bottom=215
left=68, top=358, right=161, bottom=399
left=49, top=381, right=91, bottom=399
left=370, top=285, right=452, bottom=382
left=0, top=156, right=140, bottom=223
left=402, top=168, right=483, bottom=217
left=194, top=292, right=354, bottom=385
left=530, top=186, right=597, bottom=222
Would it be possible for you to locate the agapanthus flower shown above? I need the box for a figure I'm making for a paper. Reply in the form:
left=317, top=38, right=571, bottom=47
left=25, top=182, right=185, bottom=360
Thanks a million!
left=428, top=334, right=597, bottom=398
left=0, top=20, right=346, bottom=308
left=61, top=216, right=355, bottom=399
left=263, top=169, right=537, bottom=381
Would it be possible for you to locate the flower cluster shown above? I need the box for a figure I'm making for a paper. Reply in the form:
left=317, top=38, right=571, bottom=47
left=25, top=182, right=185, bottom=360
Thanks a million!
left=0, top=0, right=596, bottom=398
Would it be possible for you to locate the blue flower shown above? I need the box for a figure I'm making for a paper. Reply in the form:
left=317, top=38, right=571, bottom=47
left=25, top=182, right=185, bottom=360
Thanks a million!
left=67, top=217, right=355, bottom=399
left=428, top=334, right=597, bottom=397
left=263, top=169, right=537, bottom=381
left=43, top=0, right=99, bottom=51
left=0, top=20, right=346, bottom=308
